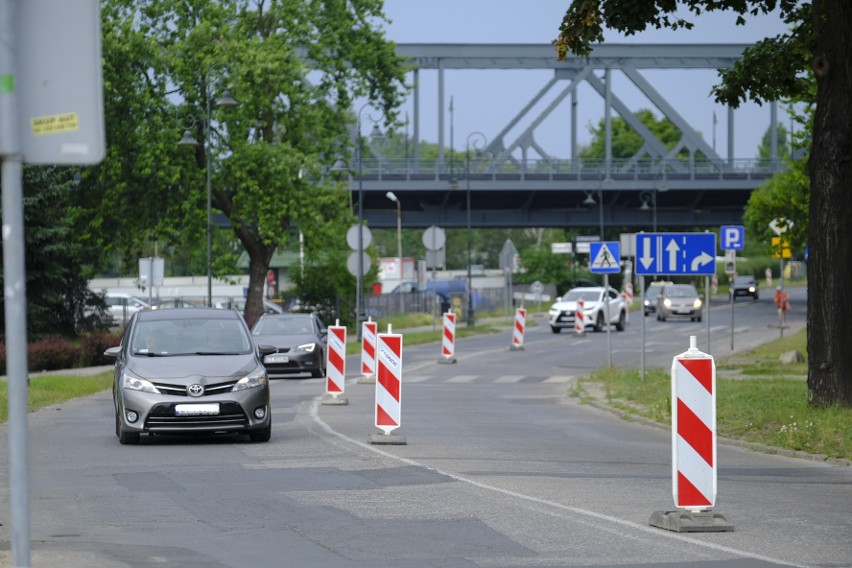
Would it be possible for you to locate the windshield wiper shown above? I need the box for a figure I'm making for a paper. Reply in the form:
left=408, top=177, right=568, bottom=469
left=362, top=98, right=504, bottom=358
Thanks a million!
left=193, top=351, right=241, bottom=356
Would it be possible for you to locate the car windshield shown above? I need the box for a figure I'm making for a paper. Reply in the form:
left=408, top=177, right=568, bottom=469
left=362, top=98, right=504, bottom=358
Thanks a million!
left=131, top=318, right=252, bottom=356
left=253, top=316, right=315, bottom=335
left=564, top=290, right=601, bottom=302
left=667, top=285, right=698, bottom=298
left=646, top=286, right=664, bottom=299
left=733, top=277, right=754, bottom=285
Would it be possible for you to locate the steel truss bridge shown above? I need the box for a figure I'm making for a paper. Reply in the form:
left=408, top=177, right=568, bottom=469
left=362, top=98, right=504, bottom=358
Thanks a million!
left=351, top=44, right=786, bottom=230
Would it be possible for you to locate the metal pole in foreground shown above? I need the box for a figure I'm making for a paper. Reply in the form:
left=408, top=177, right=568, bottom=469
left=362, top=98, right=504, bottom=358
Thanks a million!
left=1, top=1, right=32, bottom=562
left=206, top=94, right=213, bottom=307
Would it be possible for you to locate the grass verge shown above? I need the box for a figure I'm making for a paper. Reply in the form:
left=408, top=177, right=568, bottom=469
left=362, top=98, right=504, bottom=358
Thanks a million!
left=581, top=328, right=851, bottom=461
left=0, top=371, right=113, bottom=423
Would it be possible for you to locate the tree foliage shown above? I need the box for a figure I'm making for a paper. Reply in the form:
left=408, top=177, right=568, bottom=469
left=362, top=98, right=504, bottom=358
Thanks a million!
left=578, top=108, right=684, bottom=159
left=1, top=166, right=110, bottom=339
left=555, top=0, right=852, bottom=408
left=84, top=0, right=408, bottom=325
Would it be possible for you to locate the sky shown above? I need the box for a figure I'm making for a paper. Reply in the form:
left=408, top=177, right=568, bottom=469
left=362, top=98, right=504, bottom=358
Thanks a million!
left=377, top=0, right=793, bottom=161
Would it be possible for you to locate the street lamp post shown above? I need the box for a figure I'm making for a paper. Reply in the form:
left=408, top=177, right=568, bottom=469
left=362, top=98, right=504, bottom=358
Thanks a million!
left=178, top=78, right=237, bottom=307
left=465, top=132, right=487, bottom=327
left=640, top=189, right=657, bottom=232
left=386, top=191, right=403, bottom=314
left=355, top=104, right=382, bottom=336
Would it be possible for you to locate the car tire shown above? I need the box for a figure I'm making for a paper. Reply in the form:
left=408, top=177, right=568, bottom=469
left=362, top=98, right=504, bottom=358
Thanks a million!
left=310, top=351, right=326, bottom=378
left=615, top=311, right=626, bottom=331
left=115, top=411, right=140, bottom=444
left=249, top=424, right=272, bottom=443
left=550, top=326, right=562, bottom=334
left=594, top=312, right=605, bottom=332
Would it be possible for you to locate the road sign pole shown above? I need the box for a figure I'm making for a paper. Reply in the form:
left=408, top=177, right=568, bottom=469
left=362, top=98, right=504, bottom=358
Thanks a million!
left=604, top=273, right=612, bottom=368
left=640, top=276, right=646, bottom=383
left=705, top=275, right=711, bottom=353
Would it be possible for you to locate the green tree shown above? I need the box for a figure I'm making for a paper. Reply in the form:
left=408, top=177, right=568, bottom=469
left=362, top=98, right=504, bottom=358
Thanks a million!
left=85, top=0, right=407, bottom=326
left=555, top=0, right=851, bottom=408
left=578, top=108, right=684, bottom=160
left=1, top=166, right=109, bottom=338
left=756, top=123, right=790, bottom=171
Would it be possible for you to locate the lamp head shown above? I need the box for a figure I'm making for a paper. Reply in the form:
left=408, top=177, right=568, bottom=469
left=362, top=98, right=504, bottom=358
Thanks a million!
left=178, top=129, right=199, bottom=146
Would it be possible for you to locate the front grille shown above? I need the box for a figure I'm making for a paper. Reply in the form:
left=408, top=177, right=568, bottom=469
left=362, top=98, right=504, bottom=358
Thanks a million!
left=152, top=379, right=238, bottom=397
left=144, top=402, right=248, bottom=430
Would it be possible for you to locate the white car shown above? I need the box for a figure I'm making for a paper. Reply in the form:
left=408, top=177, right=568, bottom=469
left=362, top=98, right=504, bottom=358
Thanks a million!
left=548, top=286, right=627, bottom=333
left=104, top=292, right=150, bottom=326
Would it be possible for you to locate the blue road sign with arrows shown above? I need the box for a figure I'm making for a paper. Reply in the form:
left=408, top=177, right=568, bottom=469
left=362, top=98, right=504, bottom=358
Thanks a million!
left=635, top=233, right=717, bottom=275
left=589, top=241, right=621, bottom=274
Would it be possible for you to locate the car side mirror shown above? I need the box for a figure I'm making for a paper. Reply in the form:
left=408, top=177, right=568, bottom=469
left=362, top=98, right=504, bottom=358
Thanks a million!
left=257, top=344, right=277, bottom=356
left=103, top=346, right=121, bottom=359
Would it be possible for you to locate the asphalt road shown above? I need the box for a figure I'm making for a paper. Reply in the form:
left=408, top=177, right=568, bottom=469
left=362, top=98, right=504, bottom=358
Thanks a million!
left=2, top=286, right=850, bottom=567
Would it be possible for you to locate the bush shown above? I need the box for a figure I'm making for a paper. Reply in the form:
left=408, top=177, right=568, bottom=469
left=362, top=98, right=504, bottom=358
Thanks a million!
left=78, top=330, right=123, bottom=367
left=0, top=330, right=123, bottom=375
left=28, top=336, right=78, bottom=372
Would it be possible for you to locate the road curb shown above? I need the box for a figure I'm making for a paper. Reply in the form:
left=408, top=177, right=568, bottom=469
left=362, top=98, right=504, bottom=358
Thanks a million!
left=568, top=377, right=850, bottom=467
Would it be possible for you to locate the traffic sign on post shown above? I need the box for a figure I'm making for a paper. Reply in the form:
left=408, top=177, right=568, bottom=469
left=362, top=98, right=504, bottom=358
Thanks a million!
left=720, top=226, right=745, bottom=251
left=590, top=242, right=621, bottom=274
left=635, top=233, right=717, bottom=276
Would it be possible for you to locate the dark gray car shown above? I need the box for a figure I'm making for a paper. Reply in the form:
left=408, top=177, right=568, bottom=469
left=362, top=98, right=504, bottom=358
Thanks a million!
left=105, top=308, right=275, bottom=444
left=251, top=313, right=327, bottom=378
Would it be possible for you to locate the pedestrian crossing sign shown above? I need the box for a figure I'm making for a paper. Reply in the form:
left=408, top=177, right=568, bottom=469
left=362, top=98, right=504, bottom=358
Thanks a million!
left=589, top=241, right=621, bottom=274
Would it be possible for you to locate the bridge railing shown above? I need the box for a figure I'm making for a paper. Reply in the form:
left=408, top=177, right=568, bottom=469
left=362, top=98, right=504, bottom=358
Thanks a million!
left=353, top=157, right=785, bottom=183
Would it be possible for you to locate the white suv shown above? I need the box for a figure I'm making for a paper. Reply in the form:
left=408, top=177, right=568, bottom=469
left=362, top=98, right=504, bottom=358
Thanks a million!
left=548, top=286, right=627, bottom=333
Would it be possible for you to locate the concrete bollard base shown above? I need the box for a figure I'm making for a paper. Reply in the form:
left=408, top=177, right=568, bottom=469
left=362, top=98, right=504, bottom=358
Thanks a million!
left=321, top=396, right=349, bottom=406
left=368, top=432, right=407, bottom=445
left=649, top=510, right=734, bottom=532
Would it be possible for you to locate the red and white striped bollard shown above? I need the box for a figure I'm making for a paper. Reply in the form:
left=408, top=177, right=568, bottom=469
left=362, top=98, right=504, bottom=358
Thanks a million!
left=359, top=318, right=377, bottom=384
left=511, top=306, right=526, bottom=350
left=574, top=300, right=585, bottom=335
left=369, top=324, right=407, bottom=445
left=649, top=335, right=733, bottom=532
left=438, top=312, right=457, bottom=363
left=322, top=320, right=348, bottom=405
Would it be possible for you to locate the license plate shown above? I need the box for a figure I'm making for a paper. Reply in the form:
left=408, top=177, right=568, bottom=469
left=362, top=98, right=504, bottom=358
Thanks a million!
left=676, top=309, right=691, bottom=314
left=175, top=403, right=220, bottom=416
left=265, top=354, right=289, bottom=364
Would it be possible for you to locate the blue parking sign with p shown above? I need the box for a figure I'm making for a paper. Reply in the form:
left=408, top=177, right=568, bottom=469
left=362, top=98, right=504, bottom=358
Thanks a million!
left=720, top=225, right=745, bottom=251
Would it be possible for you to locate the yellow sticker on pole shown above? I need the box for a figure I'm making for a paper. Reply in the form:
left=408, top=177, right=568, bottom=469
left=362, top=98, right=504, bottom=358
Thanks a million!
left=771, top=237, right=792, bottom=259
left=31, top=112, right=80, bottom=136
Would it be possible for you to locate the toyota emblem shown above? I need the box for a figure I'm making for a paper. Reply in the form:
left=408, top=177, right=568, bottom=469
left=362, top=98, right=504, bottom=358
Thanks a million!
left=187, top=384, right=205, bottom=397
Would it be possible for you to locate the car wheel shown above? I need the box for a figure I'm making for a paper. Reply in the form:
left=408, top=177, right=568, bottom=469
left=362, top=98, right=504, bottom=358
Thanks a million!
left=310, top=351, right=326, bottom=378
left=550, top=326, right=562, bottom=334
left=615, top=311, right=626, bottom=331
left=754, top=294, right=759, bottom=300
left=249, top=423, right=272, bottom=443
left=697, top=315, right=703, bottom=322
left=594, top=312, right=605, bottom=332
left=118, top=425, right=140, bottom=445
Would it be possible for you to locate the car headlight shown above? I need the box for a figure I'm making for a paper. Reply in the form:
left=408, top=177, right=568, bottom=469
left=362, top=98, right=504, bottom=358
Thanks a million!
left=664, top=299, right=672, bottom=308
left=233, top=365, right=268, bottom=392
left=749, top=286, right=756, bottom=293
left=295, top=342, right=317, bottom=353
left=693, top=299, right=703, bottom=308
left=122, top=371, right=160, bottom=394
